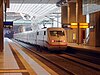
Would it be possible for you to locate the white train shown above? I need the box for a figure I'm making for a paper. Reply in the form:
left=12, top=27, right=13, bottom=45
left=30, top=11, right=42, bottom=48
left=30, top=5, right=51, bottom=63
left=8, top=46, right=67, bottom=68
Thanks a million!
left=14, top=27, right=67, bottom=50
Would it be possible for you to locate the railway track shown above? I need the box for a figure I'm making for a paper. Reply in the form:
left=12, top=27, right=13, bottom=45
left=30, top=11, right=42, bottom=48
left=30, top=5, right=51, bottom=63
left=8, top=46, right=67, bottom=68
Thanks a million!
left=14, top=40, right=100, bottom=75
left=58, top=54, right=100, bottom=71
left=14, top=41, right=75, bottom=75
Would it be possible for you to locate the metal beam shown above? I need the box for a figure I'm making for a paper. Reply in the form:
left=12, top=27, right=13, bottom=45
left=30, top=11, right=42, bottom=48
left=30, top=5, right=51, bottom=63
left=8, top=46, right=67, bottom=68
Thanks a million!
left=5, top=0, right=9, bottom=8
left=0, top=0, right=3, bottom=52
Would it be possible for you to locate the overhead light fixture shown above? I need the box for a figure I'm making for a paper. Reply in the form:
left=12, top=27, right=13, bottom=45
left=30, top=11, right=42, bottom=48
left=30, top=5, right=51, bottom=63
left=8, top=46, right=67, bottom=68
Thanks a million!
left=56, top=0, right=68, bottom=7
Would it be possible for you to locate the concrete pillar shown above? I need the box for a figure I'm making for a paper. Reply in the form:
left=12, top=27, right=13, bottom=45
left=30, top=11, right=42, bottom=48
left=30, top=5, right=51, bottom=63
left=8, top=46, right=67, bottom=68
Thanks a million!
left=61, top=2, right=76, bottom=24
left=89, top=11, right=100, bottom=47
left=76, top=0, right=86, bottom=22
left=89, top=13, right=95, bottom=46
left=76, top=0, right=86, bottom=44
left=0, top=0, right=4, bottom=52
left=61, top=6, right=68, bottom=24
left=95, top=12, right=100, bottom=47
left=61, top=0, right=86, bottom=44
left=68, top=2, right=76, bottom=23
left=68, top=2, right=77, bottom=43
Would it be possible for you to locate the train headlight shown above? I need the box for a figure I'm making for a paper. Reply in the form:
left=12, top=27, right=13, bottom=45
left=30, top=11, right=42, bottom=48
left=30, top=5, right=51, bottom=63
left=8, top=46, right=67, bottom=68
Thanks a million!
left=62, top=40, right=66, bottom=42
left=51, top=40, right=55, bottom=42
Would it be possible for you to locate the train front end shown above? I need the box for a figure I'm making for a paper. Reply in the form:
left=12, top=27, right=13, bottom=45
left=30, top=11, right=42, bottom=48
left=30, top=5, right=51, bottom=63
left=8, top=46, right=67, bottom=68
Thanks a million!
left=47, top=28, right=67, bottom=50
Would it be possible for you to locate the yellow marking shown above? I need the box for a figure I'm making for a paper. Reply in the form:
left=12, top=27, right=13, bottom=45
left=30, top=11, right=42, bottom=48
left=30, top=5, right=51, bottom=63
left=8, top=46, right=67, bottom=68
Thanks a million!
left=80, top=26, right=88, bottom=28
left=71, top=23, right=78, bottom=25
left=9, top=43, right=37, bottom=75
left=70, top=25, right=77, bottom=28
left=71, top=23, right=89, bottom=28
left=79, top=23, right=88, bottom=25
left=0, top=69, right=27, bottom=73
left=14, top=42, right=59, bottom=75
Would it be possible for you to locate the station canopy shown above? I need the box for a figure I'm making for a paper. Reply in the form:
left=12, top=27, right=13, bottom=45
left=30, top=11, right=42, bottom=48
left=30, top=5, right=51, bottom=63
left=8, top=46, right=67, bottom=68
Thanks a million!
left=6, top=0, right=61, bottom=23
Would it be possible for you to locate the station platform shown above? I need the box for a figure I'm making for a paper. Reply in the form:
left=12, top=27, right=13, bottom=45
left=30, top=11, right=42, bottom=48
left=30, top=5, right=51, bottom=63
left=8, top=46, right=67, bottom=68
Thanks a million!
left=0, top=38, right=58, bottom=75
left=68, top=43, right=100, bottom=53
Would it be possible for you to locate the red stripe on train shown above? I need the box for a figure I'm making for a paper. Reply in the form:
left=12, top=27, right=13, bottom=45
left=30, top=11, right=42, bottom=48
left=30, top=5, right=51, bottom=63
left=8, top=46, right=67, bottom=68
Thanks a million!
left=49, top=44, right=67, bottom=46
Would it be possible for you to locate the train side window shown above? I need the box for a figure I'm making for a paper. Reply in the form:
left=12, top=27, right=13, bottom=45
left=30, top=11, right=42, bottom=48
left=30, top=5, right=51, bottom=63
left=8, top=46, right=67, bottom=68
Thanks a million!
left=37, top=32, right=39, bottom=35
left=44, top=31, right=46, bottom=35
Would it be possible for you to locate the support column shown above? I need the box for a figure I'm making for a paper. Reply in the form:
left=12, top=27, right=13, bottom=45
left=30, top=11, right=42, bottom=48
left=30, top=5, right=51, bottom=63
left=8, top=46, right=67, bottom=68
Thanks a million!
left=61, top=2, right=76, bottom=24
left=61, top=6, right=68, bottom=24
left=68, top=2, right=76, bottom=23
left=76, top=0, right=86, bottom=44
left=61, top=0, right=86, bottom=44
left=68, top=2, right=77, bottom=43
left=0, top=0, right=4, bottom=52
left=89, top=11, right=100, bottom=47
left=76, top=0, right=86, bottom=22
left=95, top=12, right=100, bottom=47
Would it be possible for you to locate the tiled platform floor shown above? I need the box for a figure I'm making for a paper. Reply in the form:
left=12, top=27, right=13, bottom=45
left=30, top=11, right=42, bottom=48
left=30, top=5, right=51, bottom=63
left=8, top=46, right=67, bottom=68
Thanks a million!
left=0, top=38, right=58, bottom=75
left=68, top=43, right=100, bottom=53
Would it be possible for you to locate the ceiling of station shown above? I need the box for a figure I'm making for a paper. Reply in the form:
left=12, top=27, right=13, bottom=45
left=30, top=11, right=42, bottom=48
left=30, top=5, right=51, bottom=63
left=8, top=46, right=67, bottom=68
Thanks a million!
left=7, top=4, right=57, bottom=19
left=10, top=0, right=59, bottom=4
left=6, top=0, right=61, bottom=24
left=83, top=0, right=100, bottom=15
left=83, top=0, right=100, bottom=4
left=6, top=0, right=100, bottom=25
left=6, top=12, right=22, bottom=21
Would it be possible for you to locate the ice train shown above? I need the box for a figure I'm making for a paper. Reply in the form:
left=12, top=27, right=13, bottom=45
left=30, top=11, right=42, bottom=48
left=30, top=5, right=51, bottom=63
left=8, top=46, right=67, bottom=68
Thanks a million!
left=14, top=27, right=67, bottom=50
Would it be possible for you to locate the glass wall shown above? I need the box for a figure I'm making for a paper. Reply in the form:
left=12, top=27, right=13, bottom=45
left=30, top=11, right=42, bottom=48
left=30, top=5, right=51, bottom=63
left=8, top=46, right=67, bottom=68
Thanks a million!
left=31, top=7, right=61, bottom=30
left=83, top=0, right=100, bottom=15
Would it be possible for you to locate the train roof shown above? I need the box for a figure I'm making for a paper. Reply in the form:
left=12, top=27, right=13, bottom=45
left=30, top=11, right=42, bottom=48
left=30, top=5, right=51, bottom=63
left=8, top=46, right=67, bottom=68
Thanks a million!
left=36, top=27, right=65, bottom=32
left=47, top=27, right=65, bottom=30
left=14, top=27, right=65, bottom=35
left=37, top=27, right=65, bottom=32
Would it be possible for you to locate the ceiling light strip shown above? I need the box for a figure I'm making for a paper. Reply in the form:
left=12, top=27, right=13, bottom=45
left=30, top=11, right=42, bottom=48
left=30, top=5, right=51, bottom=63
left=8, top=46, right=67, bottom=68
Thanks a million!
left=37, top=5, right=57, bottom=16
left=21, top=4, right=33, bottom=13
left=29, top=0, right=44, bottom=13
left=17, top=0, right=24, bottom=12
left=18, top=4, right=28, bottom=12
left=26, top=4, right=39, bottom=15
left=35, top=4, right=55, bottom=15
left=31, top=5, right=55, bottom=16
left=34, top=4, right=45, bottom=14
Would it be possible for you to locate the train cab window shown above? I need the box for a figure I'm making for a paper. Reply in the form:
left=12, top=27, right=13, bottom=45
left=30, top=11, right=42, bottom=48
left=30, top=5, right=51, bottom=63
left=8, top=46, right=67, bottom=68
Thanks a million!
left=44, top=31, right=46, bottom=35
left=50, top=31, right=65, bottom=36
left=37, top=32, right=39, bottom=35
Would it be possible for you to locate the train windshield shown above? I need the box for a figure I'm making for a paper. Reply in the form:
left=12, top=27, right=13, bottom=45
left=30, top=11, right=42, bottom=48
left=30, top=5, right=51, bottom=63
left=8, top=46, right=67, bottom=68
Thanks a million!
left=50, top=31, right=65, bottom=36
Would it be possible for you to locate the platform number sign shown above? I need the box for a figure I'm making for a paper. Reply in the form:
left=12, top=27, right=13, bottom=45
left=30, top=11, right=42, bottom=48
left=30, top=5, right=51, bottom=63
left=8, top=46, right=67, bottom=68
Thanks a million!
left=3, top=22, right=14, bottom=39
left=3, top=22, right=13, bottom=29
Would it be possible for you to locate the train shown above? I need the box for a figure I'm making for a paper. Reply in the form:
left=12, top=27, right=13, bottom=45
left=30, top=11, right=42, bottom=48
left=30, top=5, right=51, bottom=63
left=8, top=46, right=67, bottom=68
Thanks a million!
left=14, top=27, right=68, bottom=50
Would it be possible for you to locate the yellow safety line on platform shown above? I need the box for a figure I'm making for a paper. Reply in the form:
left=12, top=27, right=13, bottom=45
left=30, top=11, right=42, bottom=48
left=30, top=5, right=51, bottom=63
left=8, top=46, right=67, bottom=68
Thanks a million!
left=9, top=43, right=37, bottom=75
left=0, top=69, right=27, bottom=73
left=14, top=42, right=59, bottom=75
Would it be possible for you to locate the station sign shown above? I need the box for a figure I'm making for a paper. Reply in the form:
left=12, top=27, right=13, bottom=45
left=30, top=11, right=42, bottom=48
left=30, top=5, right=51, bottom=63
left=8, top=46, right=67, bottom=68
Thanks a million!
left=4, top=21, right=14, bottom=39
left=3, top=21, right=13, bottom=29
left=62, top=23, right=71, bottom=29
left=70, top=23, right=78, bottom=28
left=79, top=23, right=88, bottom=28
left=70, top=23, right=88, bottom=28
